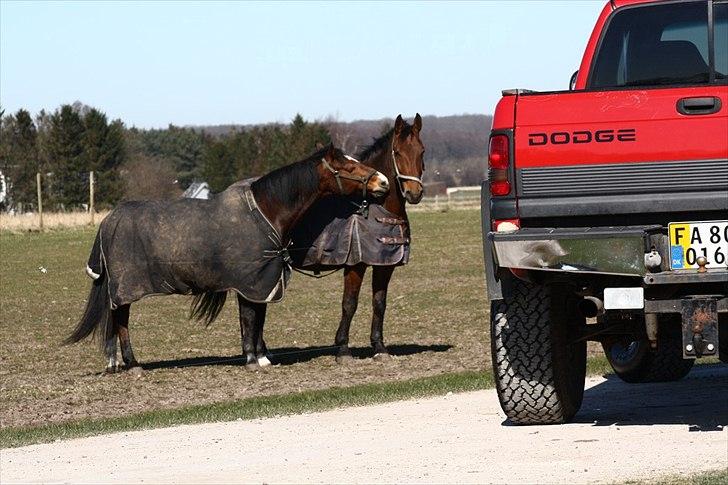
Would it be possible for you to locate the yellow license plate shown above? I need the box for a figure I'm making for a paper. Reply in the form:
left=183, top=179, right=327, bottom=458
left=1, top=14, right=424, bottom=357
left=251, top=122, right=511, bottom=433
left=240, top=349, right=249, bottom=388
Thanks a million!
left=668, top=220, right=728, bottom=270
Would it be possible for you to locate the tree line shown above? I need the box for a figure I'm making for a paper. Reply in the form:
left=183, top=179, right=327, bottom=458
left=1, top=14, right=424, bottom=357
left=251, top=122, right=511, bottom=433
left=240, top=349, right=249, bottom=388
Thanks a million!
left=1, top=104, right=490, bottom=212
left=0, top=104, right=330, bottom=212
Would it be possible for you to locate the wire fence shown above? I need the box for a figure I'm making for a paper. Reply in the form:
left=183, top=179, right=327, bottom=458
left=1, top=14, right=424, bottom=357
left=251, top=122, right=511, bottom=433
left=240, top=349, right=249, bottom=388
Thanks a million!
left=408, top=186, right=481, bottom=212
left=0, top=171, right=97, bottom=232
left=0, top=181, right=481, bottom=232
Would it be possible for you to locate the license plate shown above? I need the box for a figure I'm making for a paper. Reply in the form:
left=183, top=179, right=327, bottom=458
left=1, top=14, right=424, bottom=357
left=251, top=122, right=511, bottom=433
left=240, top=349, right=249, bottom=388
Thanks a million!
left=668, top=220, right=728, bottom=270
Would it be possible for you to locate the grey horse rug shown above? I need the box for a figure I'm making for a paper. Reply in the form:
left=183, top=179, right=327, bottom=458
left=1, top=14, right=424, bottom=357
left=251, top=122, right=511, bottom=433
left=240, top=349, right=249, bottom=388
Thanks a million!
left=86, top=185, right=291, bottom=308
left=290, top=197, right=410, bottom=269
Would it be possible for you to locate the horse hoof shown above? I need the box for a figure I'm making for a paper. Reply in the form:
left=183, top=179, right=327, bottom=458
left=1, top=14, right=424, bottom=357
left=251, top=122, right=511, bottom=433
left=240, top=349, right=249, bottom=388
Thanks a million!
left=336, top=354, right=354, bottom=364
left=129, top=366, right=144, bottom=378
left=245, top=362, right=260, bottom=372
left=104, top=365, right=119, bottom=374
left=257, top=355, right=272, bottom=368
left=373, top=352, right=391, bottom=362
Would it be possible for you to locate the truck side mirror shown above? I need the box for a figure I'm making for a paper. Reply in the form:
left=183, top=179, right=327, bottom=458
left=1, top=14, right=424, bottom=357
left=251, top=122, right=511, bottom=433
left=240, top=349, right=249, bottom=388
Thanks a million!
left=569, top=71, right=579, bottom=91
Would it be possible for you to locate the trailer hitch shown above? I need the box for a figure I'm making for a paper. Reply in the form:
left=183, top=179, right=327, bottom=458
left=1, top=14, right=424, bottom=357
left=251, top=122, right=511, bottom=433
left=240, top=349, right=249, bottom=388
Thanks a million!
left=681, top=297, right=719, bottom=358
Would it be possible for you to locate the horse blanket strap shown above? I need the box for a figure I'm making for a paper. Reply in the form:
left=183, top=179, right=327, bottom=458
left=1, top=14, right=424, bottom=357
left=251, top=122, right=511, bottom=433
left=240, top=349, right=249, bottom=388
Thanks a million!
left=89, top=184, right=291, bottom=308
left=377, top=236, right=409, bottom=245
left=376, top=216, right=406, bottom=226
left=290, top=198, right=410, bottom=268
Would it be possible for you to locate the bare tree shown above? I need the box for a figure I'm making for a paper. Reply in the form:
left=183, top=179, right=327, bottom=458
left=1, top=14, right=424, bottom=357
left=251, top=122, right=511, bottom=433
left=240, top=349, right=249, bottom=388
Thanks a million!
left=122, top=155, right=181, bottom=201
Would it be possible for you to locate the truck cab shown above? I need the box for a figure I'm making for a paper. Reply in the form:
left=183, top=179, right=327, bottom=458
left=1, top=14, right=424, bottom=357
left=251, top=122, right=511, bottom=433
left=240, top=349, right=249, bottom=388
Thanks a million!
left=483, top=0, right=727, bottom=424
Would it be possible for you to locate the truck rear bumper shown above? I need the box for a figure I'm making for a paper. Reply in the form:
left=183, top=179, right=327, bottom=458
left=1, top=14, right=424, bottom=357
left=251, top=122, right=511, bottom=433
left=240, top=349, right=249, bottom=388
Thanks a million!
left=488, top=225, right=728, bottom=282
left=489, top=225, right=656, bottom=276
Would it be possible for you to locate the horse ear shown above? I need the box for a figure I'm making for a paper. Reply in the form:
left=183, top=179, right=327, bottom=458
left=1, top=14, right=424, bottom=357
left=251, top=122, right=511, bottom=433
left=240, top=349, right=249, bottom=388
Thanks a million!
left=394, top=114, right=404, bottom=135
left=324, top=143, right=336, bottom=160
left=413, top=113, right=422, bottom=133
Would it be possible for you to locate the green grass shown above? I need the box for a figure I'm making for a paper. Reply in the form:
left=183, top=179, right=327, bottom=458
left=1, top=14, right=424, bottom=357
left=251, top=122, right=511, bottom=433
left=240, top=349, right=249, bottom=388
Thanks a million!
left=0, top=209, right=493, bottom=430
left=624, top=468, right=728, bottom=485
left=0, top=355, right=622, bottom=449
left=0, top=370, right=492, bottom=449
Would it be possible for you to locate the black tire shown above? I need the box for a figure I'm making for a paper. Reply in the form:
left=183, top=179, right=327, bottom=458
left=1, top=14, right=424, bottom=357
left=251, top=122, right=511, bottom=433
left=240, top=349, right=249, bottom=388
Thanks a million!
left=491, top=278, right=586, bottom=425
left=719, top=315, right=728, bottom=364
left=602, top=319, right=694, bottom=383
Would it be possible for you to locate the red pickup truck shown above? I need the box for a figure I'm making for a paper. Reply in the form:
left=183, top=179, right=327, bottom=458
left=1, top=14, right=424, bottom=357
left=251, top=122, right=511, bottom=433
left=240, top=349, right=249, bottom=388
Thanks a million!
left=482, top=0, right=728, bottom=425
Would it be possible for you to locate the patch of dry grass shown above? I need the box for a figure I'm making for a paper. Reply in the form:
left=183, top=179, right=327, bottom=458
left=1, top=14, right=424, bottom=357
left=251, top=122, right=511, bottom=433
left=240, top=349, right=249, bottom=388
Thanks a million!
left=0, top=211, right=109, bottom=233
left=0, top=209, right=494, bottom=428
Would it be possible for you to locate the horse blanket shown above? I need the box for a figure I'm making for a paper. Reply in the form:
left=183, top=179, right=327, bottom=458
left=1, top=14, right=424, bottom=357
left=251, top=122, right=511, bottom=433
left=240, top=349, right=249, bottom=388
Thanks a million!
left=87, top=185, right=291, bottom=308
left=290, top=197, right=410, bottom=269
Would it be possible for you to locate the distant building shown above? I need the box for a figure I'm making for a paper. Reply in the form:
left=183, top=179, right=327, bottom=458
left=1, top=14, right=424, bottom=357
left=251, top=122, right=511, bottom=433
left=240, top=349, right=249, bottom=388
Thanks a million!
left=182, top=182, right=211, bottom=200
left=0, top=171, right=8, bottom=210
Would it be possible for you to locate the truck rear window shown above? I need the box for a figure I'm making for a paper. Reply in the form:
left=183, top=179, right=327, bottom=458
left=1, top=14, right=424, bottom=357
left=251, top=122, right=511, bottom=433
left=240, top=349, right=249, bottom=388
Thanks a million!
left=590, top=1, right=717, bottom=88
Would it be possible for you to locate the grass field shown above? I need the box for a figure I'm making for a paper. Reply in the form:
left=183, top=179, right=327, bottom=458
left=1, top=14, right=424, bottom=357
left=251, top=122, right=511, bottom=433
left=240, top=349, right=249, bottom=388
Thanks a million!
left=0, top=209, right=497, bottom=430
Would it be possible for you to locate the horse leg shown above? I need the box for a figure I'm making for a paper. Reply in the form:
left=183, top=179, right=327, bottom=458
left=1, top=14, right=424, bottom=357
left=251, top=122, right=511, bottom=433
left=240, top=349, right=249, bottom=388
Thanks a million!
left=371, top=265, right=395, bottom=360
left=254, top=304, right=271, bottom=367
left=334, top=264, right=367, bottom=363
left=104, top=312, right=119, bottom=373
left=115, top=304, right=139, bottom=369
left=238, top=295, right=264, bottom=370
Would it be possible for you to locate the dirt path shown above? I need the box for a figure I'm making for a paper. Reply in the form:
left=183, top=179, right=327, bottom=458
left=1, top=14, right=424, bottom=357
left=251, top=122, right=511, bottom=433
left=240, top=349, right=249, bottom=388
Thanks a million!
left=2, top=365, right=726, bottom=484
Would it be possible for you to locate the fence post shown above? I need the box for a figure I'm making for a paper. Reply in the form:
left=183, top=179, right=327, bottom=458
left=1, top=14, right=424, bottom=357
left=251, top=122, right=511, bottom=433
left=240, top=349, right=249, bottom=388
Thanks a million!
left=89, top=171, right=95, bottom=226
left=36, top=172, right=43, bottom=230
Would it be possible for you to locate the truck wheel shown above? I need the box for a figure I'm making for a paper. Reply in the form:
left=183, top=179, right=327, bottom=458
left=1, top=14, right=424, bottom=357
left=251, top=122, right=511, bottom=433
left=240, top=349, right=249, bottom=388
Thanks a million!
left=491, top=279, right=586, bottom=425
left=719, top=315, right=727, bottom=364
left=602, top=318, right=693, bottom=383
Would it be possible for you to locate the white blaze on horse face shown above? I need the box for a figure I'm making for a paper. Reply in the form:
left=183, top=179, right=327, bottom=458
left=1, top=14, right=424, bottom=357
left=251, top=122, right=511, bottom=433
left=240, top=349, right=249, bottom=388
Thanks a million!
left=375, top=171, right=389, bottom=187
left=344, top=155, right=360, bottom=163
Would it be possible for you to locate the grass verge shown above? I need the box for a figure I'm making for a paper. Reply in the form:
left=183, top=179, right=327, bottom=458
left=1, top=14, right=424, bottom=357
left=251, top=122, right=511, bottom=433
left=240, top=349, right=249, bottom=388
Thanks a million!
left=0, top=355, right=621, bottom=450
left=0, top=370, right=493, bottom=449
left=624, top=467, right=728, bottom=485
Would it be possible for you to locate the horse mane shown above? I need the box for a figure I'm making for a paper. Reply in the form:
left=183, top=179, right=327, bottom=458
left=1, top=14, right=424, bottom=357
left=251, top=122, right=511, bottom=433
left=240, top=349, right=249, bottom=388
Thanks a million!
left=250, top=149, right=322, bottom=207
left=357, top=122, right=413, bottom=162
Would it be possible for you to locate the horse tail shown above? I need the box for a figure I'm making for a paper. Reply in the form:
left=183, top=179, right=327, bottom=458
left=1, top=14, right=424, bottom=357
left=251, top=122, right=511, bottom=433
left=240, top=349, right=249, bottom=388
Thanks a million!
left=65, top=231, right=112, bottom=346
left=189, top=291, right=228, bottom=326
left=85, top=230, right=104, bottom=280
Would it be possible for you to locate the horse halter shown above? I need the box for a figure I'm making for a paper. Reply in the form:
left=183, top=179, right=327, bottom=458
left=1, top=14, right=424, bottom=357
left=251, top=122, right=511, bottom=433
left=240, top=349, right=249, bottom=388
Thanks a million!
left=321, top=156, right=379, bottom=198
left=391, top=143, right=424, bottom=196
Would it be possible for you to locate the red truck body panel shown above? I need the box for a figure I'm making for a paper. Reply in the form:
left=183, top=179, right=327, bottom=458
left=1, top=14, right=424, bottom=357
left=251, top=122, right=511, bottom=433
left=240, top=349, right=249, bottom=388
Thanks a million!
left=514, top=86, right=728, bottom=168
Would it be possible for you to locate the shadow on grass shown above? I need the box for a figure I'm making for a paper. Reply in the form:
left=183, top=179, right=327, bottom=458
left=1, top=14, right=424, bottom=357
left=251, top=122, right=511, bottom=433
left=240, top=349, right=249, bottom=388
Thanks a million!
left=139, top=343, right=453, bottom=371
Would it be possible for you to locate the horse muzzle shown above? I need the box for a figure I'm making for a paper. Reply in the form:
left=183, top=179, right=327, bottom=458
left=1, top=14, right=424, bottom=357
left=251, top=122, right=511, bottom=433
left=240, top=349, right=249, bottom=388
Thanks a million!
left=403, top=184, right=424, bottom=204
left=368, top=172, right=390, bottom=197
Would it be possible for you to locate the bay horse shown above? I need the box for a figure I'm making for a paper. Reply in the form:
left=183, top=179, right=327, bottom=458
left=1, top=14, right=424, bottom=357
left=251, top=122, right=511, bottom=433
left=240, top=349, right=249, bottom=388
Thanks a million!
left=333, top=114, right=424, bottom=362
left=288, top=114, right=425, bottom=363
left=66, top=144, right=389, bottom=372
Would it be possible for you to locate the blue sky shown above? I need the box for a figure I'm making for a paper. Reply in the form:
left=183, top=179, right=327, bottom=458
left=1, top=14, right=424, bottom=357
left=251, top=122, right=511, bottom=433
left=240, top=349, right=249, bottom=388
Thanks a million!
left=1, top=1, right=604, bottom=128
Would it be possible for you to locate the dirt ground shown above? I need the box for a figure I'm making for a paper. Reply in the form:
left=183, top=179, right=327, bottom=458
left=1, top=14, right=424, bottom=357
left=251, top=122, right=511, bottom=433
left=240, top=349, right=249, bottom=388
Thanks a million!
left=1, top=209, right=502, bottom=429
left=2, top=365, right=726, bottom=484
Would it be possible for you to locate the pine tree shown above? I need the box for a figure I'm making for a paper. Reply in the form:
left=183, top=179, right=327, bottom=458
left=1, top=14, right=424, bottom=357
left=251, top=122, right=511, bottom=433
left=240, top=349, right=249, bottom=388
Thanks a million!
left=202, top=139, right=236, bottom=193
left=0, top=109, right=39, bottom=210
left=81, top=109, right=126, bottom=207
left=46, top=105, right=86, bottom=209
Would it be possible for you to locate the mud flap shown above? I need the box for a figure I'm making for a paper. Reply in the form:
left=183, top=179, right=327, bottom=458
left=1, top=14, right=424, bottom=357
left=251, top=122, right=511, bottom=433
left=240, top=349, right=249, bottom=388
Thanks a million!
left=681, top=298, right=719, bottom=358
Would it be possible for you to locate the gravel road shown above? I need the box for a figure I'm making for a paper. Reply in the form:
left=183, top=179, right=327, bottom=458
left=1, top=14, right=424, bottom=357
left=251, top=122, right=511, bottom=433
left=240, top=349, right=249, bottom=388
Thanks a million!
left=1, top=365, right=726, bottom=484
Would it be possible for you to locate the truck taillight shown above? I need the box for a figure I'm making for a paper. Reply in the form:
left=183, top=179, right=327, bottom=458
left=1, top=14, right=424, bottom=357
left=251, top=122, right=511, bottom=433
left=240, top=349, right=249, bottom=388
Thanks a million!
left=493, top=218, right=520, bottom=232
left=489, top=135, right=510, bottom=196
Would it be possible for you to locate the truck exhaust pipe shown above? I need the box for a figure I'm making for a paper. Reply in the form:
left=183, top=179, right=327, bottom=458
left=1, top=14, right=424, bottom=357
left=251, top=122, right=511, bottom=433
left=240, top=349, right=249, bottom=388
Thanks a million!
left=578, top=296, right=604, bottom=318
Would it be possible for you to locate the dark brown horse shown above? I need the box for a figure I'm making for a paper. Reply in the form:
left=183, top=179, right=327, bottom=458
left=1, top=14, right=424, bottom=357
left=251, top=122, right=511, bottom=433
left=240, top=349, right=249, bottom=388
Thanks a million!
left=334, top=114, right=424, bottom=361
left=287, top=114, right=425, bottom=363
left=66, top=145, right=389, bottom=372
